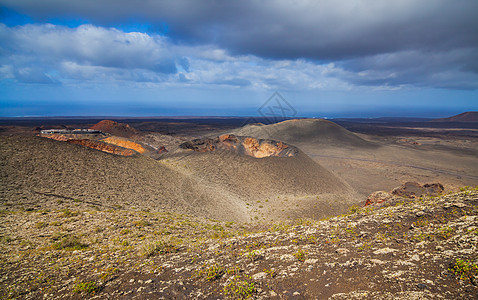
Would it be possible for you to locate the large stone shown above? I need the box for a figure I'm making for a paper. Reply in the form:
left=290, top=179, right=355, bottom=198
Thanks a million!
left=391, top=182, right=444, bottom=198
left=364, top=191, right=393, bottom=206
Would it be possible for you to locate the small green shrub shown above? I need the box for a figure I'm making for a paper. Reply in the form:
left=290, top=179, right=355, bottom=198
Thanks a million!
left=60, top=209, right=78, bottom=218
left=205, top=264, right=224, bottom=281
left=133, top=220, right=151, bottom=227
left=437, top=226, right=454, bottom=239
left=72, top=281, right=100, bottom=294
left=0, top=235, right=13, bottom=244
left=449, top=259, right=478, bottom=284
left=193, top=263, right=225, bottom=281
left=223, top=276, right=256, bottom=299
left=294, top=249, right=307, bottom=262
left=52, top=236, right=88, bottom=250
left=226, top=265, right=242, bottom=275
left=35, top=221, right=48, bottom=229
left=141, top=240, right=178, bottom=257
left=263, top=268, right=276, bottom=278
left=120, top=229, right=131, bottom=235
left=348, top=205, right=360, bottom=214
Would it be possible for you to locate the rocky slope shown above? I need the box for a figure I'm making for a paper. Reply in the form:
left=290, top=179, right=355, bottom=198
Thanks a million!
left=1, top=188, right=477, bottom=299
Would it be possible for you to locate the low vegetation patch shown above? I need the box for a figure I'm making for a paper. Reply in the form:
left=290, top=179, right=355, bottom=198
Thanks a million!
left=294, top=249, right=307, bottom=262
left=193, top=263, right=225, bottom=281
left=449, top=259, right=478, bottom=285
left=223, top=276, right=256, bottom=299
left=51, top=235, right=88, bottom=250
left=141, top=240, right=179, bottom=257
left=72, top=281, right=101, bottom=295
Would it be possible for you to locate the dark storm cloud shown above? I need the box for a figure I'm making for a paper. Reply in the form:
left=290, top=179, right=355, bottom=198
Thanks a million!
left=336, top=48, right=478, bottom=90
left=1, top=0, right=477, bottom=60
left=1, top=0, right=477, bottom=90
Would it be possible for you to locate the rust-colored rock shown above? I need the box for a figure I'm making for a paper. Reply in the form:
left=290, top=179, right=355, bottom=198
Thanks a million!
left=102, top=136, right=146, bottom=153
left=218, top=134, right=239, bottom=143
left=90, top=120, right=138, bottom=138
left=67, top=139, right=136, bottom=156
left=157, top=146, right=168, bottom=154
left=391, top=182, right=444, bottom=198
left=243, top=137, right=291, bottom=158
left=43, top=134, right=69, bottom=142
left=364, top=191, right=393, bottom=206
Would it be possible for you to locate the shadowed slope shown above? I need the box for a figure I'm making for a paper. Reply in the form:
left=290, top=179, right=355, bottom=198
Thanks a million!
left=432, top=111, right=478, bottom=123
left=0, top=135, right=246, bottom=221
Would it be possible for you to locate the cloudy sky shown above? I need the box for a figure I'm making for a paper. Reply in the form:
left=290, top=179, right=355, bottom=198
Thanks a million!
left=0, top=0, right=477, bottom=117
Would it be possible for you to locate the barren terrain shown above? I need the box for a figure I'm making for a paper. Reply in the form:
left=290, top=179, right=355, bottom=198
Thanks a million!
left=0, top=116, right=477, bottom=299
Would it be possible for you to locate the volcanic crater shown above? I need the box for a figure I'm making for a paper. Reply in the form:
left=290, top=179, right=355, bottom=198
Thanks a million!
left=179, top=134, right=298, bottom=158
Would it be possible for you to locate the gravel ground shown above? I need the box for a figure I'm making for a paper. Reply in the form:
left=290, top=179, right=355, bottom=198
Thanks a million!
left=0, top=189, right=477, bottom=299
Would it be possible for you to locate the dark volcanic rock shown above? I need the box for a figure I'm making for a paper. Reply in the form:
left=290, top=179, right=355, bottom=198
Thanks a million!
left=391, top=182, right=444, bottom=198
left=365, top=182, right=445, bottom=207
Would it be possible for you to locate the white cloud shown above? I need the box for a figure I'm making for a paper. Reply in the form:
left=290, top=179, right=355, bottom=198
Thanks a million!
left=0, top=22, right=476, bottom=91
left=0, top=23, right=349, bottom=90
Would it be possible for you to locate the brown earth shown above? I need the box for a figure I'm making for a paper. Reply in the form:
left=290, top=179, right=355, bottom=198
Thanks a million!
left=101, top=136, right=167, bottom=156
left=42, top=134, right=140, bottom=157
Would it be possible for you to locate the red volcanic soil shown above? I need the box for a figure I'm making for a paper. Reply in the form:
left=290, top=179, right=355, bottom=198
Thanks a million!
left=67, top=139, right=136, bottom=156
left=90, top=120, right=139, bottom=138
left=432, top=111, right=478, bottom=123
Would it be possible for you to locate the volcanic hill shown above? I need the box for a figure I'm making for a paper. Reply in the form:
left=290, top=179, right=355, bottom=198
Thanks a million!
left=90, top=120, right=139, bottom=138
left=432, top=111, right=478, bottom=123
left=1, top=134, right=356, bottom=222
left=231, top=119, right=378, bottom=149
